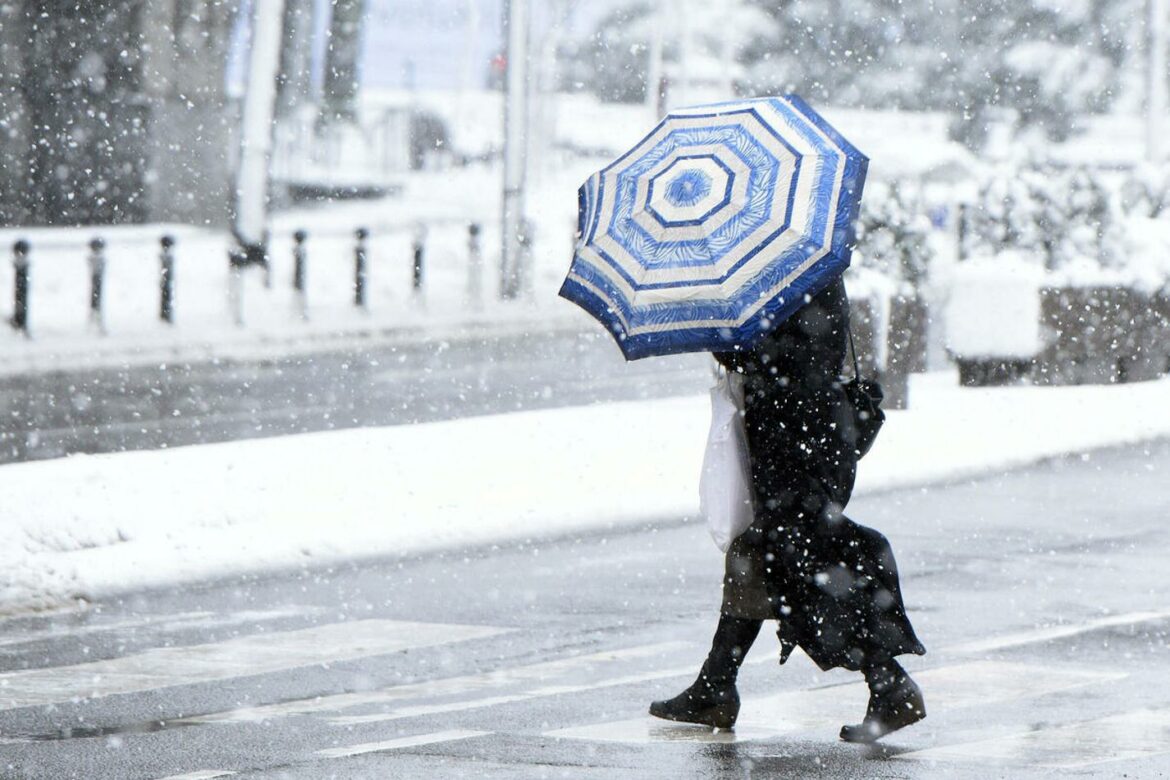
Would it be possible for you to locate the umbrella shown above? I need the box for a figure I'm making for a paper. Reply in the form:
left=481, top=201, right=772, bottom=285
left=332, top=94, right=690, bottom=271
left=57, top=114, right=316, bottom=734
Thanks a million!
left=559, top=95, right=867, bottom=360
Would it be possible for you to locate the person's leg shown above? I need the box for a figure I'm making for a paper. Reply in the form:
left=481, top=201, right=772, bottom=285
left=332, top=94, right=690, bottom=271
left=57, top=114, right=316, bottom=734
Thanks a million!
left=749, top=472, right=927, bottom=741
left=839, top=657, right=926, bottom=743
left=696, top=613, right=762, bottom=687
left=648, top=614, right=763, bottom=728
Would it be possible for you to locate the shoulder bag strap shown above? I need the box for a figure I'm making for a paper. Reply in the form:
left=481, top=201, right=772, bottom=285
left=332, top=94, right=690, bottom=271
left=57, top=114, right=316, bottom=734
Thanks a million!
left=846, top=318, right=862, bottom=380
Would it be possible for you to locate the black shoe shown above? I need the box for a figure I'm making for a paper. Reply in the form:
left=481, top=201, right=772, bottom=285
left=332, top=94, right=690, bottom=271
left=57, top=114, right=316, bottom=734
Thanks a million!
left=839, top=674, right=925, bottom=743
left=649, top=681, right=740, bottom=729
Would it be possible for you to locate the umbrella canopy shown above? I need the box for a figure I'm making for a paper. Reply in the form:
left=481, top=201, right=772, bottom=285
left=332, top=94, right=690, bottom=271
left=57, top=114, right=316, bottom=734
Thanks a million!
left=560, top=95, right=867, bottom=360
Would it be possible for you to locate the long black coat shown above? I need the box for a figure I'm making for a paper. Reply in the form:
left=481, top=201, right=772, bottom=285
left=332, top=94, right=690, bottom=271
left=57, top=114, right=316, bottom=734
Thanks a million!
left=714, top=279, right=925, bottom=672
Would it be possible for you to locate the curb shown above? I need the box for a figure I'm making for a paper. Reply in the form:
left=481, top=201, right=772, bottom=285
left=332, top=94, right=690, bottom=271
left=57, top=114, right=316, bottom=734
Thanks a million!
left=0, top=310, right=593, bottom=377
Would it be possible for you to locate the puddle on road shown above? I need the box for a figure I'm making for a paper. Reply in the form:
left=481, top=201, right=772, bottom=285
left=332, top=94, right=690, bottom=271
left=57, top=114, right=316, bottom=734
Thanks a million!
left=10, top=718, right=198, bottom=743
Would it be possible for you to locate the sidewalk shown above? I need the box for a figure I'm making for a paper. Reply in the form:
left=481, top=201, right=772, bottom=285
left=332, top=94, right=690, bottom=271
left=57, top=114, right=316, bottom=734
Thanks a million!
left=1, top=371, right=1168, bottom=615
left=0, top=218, right=590, bottom=377
left=0, top=151, right=602, bottom=376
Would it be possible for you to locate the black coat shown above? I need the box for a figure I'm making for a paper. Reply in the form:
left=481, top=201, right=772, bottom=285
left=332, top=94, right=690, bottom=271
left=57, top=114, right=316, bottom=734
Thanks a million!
left=714, top=279, right=925, bottom=672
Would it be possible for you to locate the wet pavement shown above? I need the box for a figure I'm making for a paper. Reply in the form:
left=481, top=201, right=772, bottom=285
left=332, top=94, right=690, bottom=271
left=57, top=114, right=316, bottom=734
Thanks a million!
left=0, top=437, right=1168, bottom=778
left=0, top=328, right=711, bottom=464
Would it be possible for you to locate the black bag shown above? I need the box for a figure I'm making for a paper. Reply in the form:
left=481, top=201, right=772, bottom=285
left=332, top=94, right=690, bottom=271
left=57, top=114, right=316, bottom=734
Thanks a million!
left=844, top=322, right=885, bottom=458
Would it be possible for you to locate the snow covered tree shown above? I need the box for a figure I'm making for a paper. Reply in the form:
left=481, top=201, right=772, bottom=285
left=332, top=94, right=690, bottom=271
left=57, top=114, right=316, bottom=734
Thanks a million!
left=19, top=0, right=150, bottom=224
left=1119, top=164, right=1170, bottom=219
left=559, top=3, right=653, bottom=103
left=559, top=0, right=777, bottom=104
left=741, top=0, right=946, bottom=108
left=2, top=0, right=237, bottom=226
left=965, top=163, right=1122, bottom=273
left=935, top=0, right=1120, bottom=149
left=964, top=167, right=1045, bottom=261
left=320, top=0, right=368, bottom=125
left=0, top=2, right=31, bottom=224
left=1059, top=166, right=1114, bottom=268
left=853, top=180, right=934, bottom=295
left=738, top=0, right=1130, bottom=151
left=277, top=0, right=317, bottom=120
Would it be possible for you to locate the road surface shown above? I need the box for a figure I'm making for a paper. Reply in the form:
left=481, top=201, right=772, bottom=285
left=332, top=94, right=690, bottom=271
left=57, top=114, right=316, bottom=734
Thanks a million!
left=0, top=329, right=710, bottom=464
left=0, top=438, right=1167, bottom=778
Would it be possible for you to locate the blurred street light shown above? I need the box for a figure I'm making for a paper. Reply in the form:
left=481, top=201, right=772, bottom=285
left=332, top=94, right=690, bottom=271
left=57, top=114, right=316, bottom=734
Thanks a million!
left=320, top=0, right=367, bottom=125
left=1149, top=0, right=1168, bottom=162
left=646, top=0, right=664, bottom=119
left=501, top=0, right=530, bottom=300
left=234, top=0, right=286, bottom=265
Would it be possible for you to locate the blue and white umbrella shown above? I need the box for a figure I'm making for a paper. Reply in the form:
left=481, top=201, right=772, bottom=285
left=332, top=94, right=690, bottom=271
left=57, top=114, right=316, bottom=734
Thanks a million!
left=560, top=95, right=867, bottom=360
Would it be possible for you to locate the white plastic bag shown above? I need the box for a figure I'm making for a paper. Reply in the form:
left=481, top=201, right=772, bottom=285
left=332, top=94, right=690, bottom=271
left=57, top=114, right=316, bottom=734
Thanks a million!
left=699, top=368, right=754, bottom=552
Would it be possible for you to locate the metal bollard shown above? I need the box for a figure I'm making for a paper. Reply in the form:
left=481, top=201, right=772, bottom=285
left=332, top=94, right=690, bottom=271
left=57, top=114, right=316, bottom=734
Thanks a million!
left=160, top=235, right=175, bottom=324
left=11, top=240, right=29, bottom=335
left=88, top=237, right=106, bottom=334
left=293, top=230, right=308, bottom=292
left=354, top=227, right=368, bottom=308
left=412, top=224, right=427, bottom=295
left=518, top=217, right=535, bottom=301
left=228, top=247, right=246, bottom=326
left=957, top=202, right=969, bottom=262
left=467, top=222, right=483, bottom=308
left=293, top=229, right=308, bottom=320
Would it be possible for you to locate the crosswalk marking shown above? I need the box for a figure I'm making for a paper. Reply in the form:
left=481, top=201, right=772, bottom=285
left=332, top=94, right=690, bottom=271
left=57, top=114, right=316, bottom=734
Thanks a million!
left=740, top=660, right=1123, bottom=732
left=315, top=729, right=489, bottom=759
left=321, top=664, right=704, bottom=726
left=546, top=718, right=782, bottom=744
left=321, top=661, right=716, bottom=727
left=898, top=708, right=1170, bottom=768
left=0, top=608, right=319, bottom=651
left=0, top=619, right=507, bottom=710
left=7, top=609, right=1164, bottom=772
left=545, top=661, right=1125, bottom=745
left=187, top=641, right=688, bottom=725
left=178, top=612, right=1133, bottom=733
left=327, top=694, right=538, bottom=726
left=944, top=608, right=1170, bottom=655
left=0, top=611, right=214, bottom=649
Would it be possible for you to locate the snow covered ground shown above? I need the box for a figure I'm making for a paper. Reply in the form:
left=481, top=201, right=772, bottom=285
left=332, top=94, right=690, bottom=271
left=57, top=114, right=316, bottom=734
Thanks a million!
left=0, top=92, right=975, bottom=376
left=0, top=164, right=592, bottom=376
left=2, top=371, right=1169, bottom=615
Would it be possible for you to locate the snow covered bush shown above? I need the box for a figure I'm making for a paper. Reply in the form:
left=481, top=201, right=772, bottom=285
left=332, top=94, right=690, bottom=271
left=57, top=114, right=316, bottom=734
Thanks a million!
left=963, top=163, right=1122, bottom=277
left=1111, top=164, right=1170, bottom=295
left=961, top=165, right=1050, bottom=263
left=953, top=161, right=1170, bottom=385
left=946, top=251, right=1045, bottom=362
left=1118, top=164, right=1170, bottom=219
left=852, top=180, right=934, bottom=296
left=844, top=180, right=936, bottom=406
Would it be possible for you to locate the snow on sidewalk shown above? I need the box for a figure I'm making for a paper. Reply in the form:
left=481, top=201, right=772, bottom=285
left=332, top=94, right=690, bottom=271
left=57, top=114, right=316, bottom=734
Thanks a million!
left=2, top=373, right=1169, bottom=614
left=0, top=156, right=601, bottom=376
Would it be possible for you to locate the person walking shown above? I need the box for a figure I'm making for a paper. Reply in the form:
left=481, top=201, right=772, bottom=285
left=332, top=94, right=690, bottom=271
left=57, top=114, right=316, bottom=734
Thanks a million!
left=649, top=278, right=927, bottom=743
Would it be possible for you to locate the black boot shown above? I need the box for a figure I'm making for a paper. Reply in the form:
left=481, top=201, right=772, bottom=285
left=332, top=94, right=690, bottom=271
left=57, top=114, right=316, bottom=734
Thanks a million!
left=840, top=660, right=926, bottom=743
left=649, top=615, right=761, bottom=729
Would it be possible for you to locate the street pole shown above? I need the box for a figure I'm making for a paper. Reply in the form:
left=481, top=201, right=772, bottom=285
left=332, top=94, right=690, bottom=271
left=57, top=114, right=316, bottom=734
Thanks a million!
left=1149, top=0, right=1168, bottom=162
left=233, top=0, right=285, bottom=270
left=275, top=0, right=315, bottom=120
left=672, top=0, right=685, bottom=109
left=500, top=0, right=530, bottom=300
left=646, top=0, right=664, bottom=120
left=320, top=0, right=367, bottom=125
left=532, top=1, right=569, bottom=189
